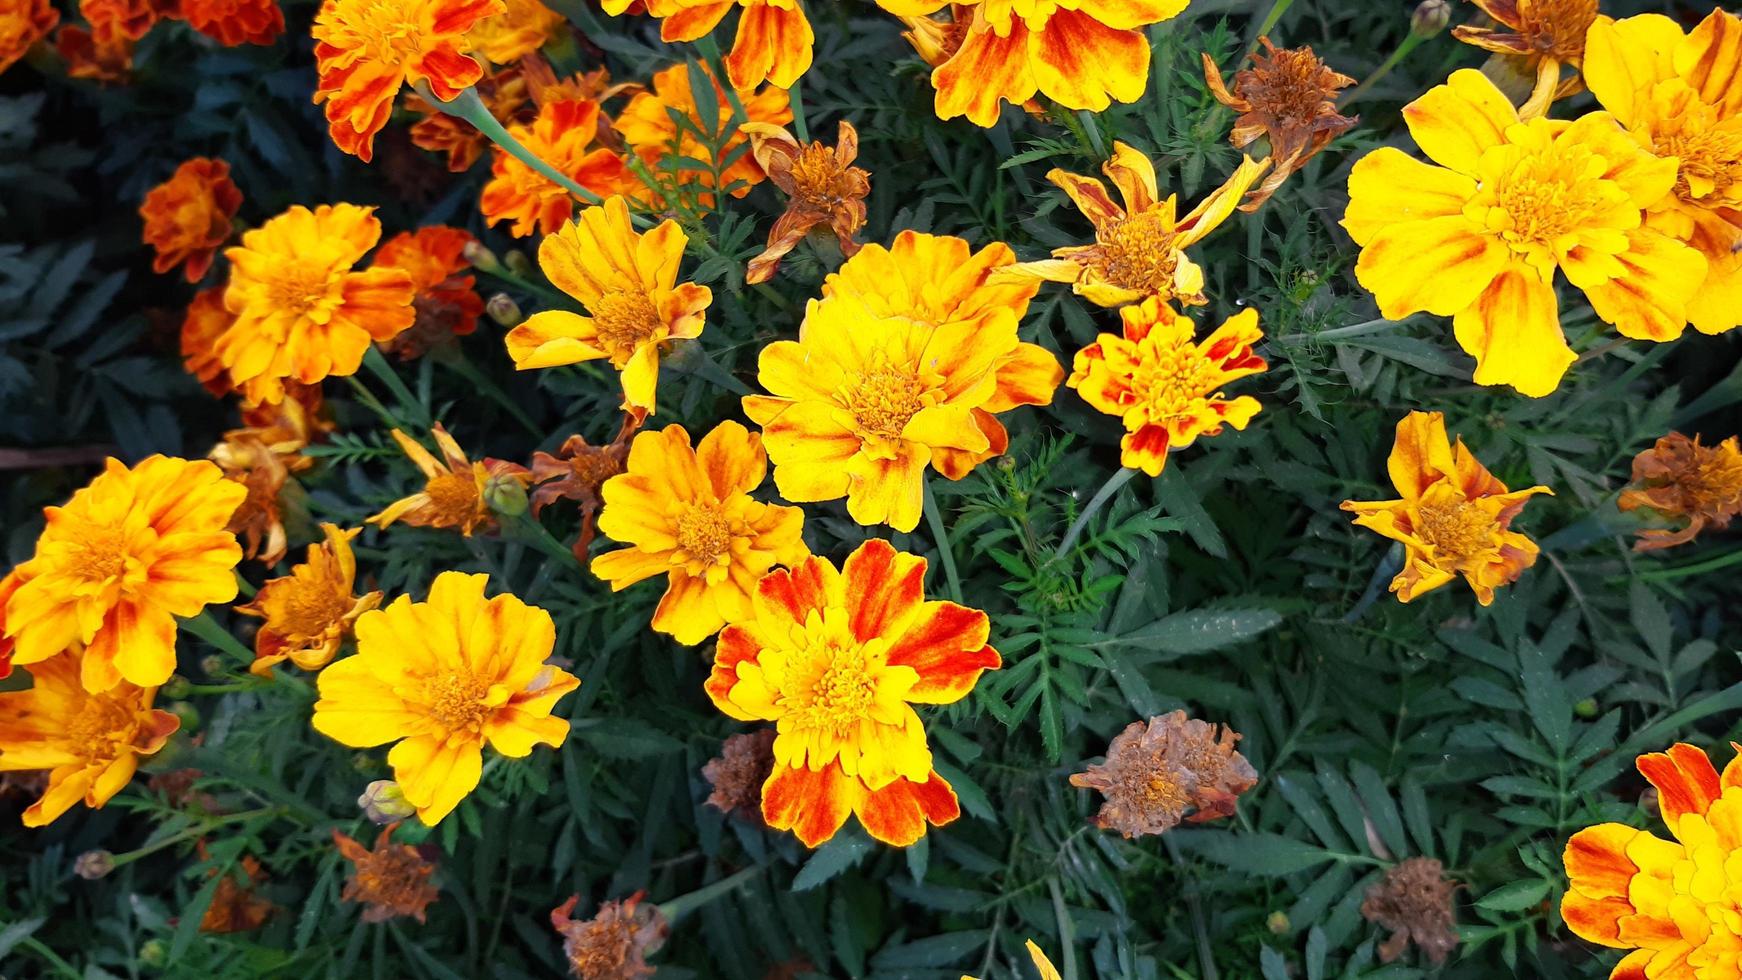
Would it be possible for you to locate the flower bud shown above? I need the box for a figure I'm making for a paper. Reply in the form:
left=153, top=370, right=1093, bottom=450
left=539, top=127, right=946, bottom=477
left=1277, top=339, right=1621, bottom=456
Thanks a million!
left=75, top=850, right=116, bottom=880
left=504, top=249, right=534, bottom=277
left=357, top=779, right=417, bottom=823
left=199, top=654, right=225, bottom=677
left=162, top=674, right=192, bottom=699
left=169, top=702, right=200, bottom=731
left=485, top=473, right=530, bottom=518
left=1266, top=911, right=1290, bottom=935
left=1411, top=0, right=1449, bottom=38
left=140, top=939, right=169, bottom=968
left=486, top=293, right=523, bottom=327
left=461, top=240, right=503, bottom=274
left=1574, top=697, right=1599, bottom=718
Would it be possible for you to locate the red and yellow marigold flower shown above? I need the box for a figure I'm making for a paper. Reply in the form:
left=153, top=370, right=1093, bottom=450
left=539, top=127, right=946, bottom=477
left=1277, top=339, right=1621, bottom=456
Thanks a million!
left=479, top=98, right=635, bottom=238
left=372, top=225, right=485, bottom=358
left=1, top=0, right=59, bottom=75
left=237, top=524, right=383, bottom=675
left=1342, top=69, right=1706, bottom=397
left=312, top=571, right=580, bottom=825
left=606, top=0, right=812, bottom=89
left=504, top=195, right=711, bottom=414
left=217, top=203, right=417, bottom=404
left=181, top=287, right=236, bottom=396
left=464, top=0, right=562, bottom=64
left=1340, top=411, right=1552, bottom=606
left=616, top=62, right=791, bottom=203
left=311, top=0, right=504, bottom=162
left=1584, top=10, right=1742, bottom=335
left=0, top=646, right=179, bottom=827
left=3, top=455, right=245, bottom=692
left=370, top=423, right=529, bottom=536
left=1067, top=297, right=1265, bottom=477
left=138, top=157, right=242, bottom=283
left=592, top=421, right=807, bottom=645
left=704, top=539, right=1000, bottom=847
left=179, top=0, right=284, bottom=46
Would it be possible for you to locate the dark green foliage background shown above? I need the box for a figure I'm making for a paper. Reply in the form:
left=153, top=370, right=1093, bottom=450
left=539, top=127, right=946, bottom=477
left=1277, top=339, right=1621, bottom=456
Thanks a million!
left=2, top=0, right=1740, bottom=977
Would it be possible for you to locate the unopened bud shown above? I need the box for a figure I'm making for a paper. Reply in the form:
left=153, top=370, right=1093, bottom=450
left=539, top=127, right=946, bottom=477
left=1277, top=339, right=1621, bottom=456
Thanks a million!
left=357, top=780, right=417, bottom=823
left=461, top=240, right=503, bottom=274
left=352, top=752, right=375, bottom=772
left=1266, top=911, right=1290, bottom=935
left=140, top=939, right=168, bottom=968
left=504, top=249, right=534, bottom=277
left=1411, top=0, right=1449, bottom=38
left=486, top=293, right=523, bottom=327
left=169, top=702, right=200, bottom=731
left=485, top=473, right=530, bottom=518
left=199, top=654, right=224, bottom=676
left=75, top=850, right=116, bottom=880
left=1574, top=697, right=1599, bottom=718
left=162, top=674, right=192, bottom=699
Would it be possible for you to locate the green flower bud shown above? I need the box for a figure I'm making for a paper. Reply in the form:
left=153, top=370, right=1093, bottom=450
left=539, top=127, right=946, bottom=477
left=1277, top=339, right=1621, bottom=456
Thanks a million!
left=358, top=780, right=417, bottom=823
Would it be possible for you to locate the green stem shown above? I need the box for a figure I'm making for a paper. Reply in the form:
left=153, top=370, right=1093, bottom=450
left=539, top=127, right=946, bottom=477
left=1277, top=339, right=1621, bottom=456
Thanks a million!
left=362, top=346, right=432, bottom=429
left=433, top=351, right=542, bottom=438
left=922, top=479, right=964, bottom=604
left=431, top=86, right=638, bottom=220
left=343, top=374, right=411, bottom=431
left=477, top=267, right=572, bottom=308
left=510, top=512, right=586, bottom=572
left=1046, top=876, right=1079, bottom=980
left=657, top=864, right=764, bottom=924
left=1054, top=467, right=1137, bottom=559
left=1305, top=315, right=1415, bottom=342
left=17, top=937, right=81, bottom=979
left=1247, top=0, right=1296, bottom=51
left=113, top=807, right=285, bottom=869
left=179, top=611, right=255, bottom=664
left=789, top=76, right=809, bottom=143
left=1074, top=110, right=1105, bottom=159
left=1630, top=547, right=1742, bottom=583
left=1340, top=34, right=1424, bottom=109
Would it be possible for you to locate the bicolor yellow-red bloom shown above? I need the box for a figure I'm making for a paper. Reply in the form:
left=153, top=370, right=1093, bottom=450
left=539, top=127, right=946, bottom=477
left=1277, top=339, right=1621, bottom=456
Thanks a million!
left=181, top=287, right=235, bottom=396
left=962, top=941, right=1062, bottom=980
left=3, top=455, right=245, bottom=692
left=138, top=157, right=243, bottom=283
left=1067, top=297, right=1265, bottom=476
left=311, top=0, right=504, bottom=162
left=1563, top=742, right=1742, bottom=979
left=237, top=524, right=383, bottom=675
left=741, top=119, right=870, bottom=285
left=1584, top=10, right=1742, bottom=335
left=1618, top=432, right=1742, bottom=551
left=478, top=99, right=635, bottom=238
left=1452, top=0, right=1595, bottom=106
left=1, top=0, right=58, bottom=75
left=312, top=571, right=580, bottom=825
left=1341, top=411, right=1552, bottom=606
left=616, top=62, right=791, bottom=203
left=1202, top=38, right=1356, bottom=211
left=464, top=0, right=561, bottom=64
left=606, top=0, right=812, bottom=89
left=0, top=646, right=179, bottom=826
left=407, top=64, right=531, bottom=172
left=592, top=421, right=807, bottom=645
left=1001, top=142, right=1269, bottom=308
left=1343, top=69, right=1706, bottom=397
left=504, top=195, right=711, bottom=414
left=372, top=225, right=484, bottom=358
left=370, top=423, right=529, bottom=536
left=178, top=0, right=284, bottom=46
left=705, top=539, right=1000, bottom=847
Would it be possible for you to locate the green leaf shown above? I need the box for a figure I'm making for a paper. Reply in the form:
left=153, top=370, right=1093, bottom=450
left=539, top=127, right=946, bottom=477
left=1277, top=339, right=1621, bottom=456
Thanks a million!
left=793, top=833, right=872, bottom=892
left=1111, top=608, right=1283, bottom=656
left=1475, top=879, right=1551, bottom=912
left=572, top=719, right=684, bottom=759
left=1173, top=829, right=1343, bottom=876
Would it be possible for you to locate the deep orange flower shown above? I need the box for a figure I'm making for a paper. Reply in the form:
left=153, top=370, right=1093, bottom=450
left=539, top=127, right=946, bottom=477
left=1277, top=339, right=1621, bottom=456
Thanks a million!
left=238, top=524, right=382, bottom=674
left=334, top=823, right=440, bottom=923
left=370, top=423, right=529, bottom=535
left=139, top=157, right=243, bottom=283
left=1618, top=432, right=1742, bottom=551
left=606, top=0, right=812, bottom=89
left=465, top=0, right=562, bottom=64
left=179, top=0, right=284, bottom=45
left=181, top=288, right=235, bottom=396
left=407, top=65, right=531, bottom=172
left=1452, top=0, right=1596, bottom=105
left=1202, top=38, right=1356, bottom=211
left=1, top=0, right=58, bottom=75
left=372, top=226, right=484, bottom=358
left=55, top=23, right=131, bottom=81
left=311, top=0, right=505, bottom=162
left=616, top=62, right=791, bottom=203
left=479, top=99, right=636, bottom=238
left=741, top=119, right=870, bottom=284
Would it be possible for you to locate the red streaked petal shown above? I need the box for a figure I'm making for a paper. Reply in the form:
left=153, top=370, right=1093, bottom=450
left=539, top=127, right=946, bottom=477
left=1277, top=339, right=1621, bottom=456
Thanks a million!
left=884, top=601, right=998, bottom=704
left=1638, top=744, right=1722, bottom=826
left=841, top=539, right=925, bottom=643
left=855, top=771, right=960, bottom=846
left=762, top=762, right=859, bottom=847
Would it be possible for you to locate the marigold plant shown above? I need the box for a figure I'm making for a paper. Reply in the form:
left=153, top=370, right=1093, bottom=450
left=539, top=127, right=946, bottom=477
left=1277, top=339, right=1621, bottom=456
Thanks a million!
left=138, top=157, right=242, bottom=283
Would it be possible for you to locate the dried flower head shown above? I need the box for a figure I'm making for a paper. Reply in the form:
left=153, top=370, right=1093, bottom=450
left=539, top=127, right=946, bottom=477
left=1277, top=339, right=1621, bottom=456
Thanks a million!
left=1619, top=433, right=1742, bottom=551
left=200, top=853, right=275, bottom=934
left=702, top=729, right=777, bottom=821
left=237, top=524, right=383, bottom=674
left=740, top=119, right=871, bottom=284
left=1361, top=857, right=1459, bottom=964
left=334, top=822, right=440, bottom=924
left=370, top=423, right=530, bottom=536
left=1202, top=38, right=1356, bottom=211
left=550, top=892, right=669, bottom=980
left=529, top=411, right=643, bottom=559
left=1068, top=710, right=1258, bottom=838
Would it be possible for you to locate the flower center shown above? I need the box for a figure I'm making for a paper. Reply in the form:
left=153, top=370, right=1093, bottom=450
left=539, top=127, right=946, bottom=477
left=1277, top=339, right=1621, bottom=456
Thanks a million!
left=424, top=471, right=480, bottom=524
left=1136, top=768, right=1192, bottom=814
left=786, top=639, right=881, bottom=738
left=1685, top=451, right=1742, bottom=513
left=845, top=366, right=926, bottom=441
left=64, top=695, right=139, bottom=765
left=589, top=290, right=662, bottom=363
left=789, top=146, right=857, bottom=208
left=68, top=523, right=132, bottom=585
left=332, top=0, right=428, bottom=62
left=1244, top=49, right=1334, bottom=120
left=1657, top=127, right=1742, bottom=206
left=1518, top=0, right=1595, bottom=60
left=423, top=672, right=490, bottom=733
left=1133, top=341, right=1217, bottom=419
left=1097, top=211, right=1180, bottom=296
left=266, top=264, right=341, bottom=320
left=1414, top=497, right=1496, bottom=567
left=279, top=581, right=352, bottom=636
left=674, top=504, right=732, bottom=563
left=1473, top=138, right=1619, bottom=268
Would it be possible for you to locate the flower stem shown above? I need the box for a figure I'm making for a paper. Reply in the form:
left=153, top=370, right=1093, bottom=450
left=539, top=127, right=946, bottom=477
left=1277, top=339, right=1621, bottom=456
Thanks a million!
left=923, top=479, right=964, bottom=604
left=1247, top=0, right=1295, bottom=52
left=789, top=76, right=810, bottom=143
left=431, top=350, right=542, bottom=438
left=179, top=611, right=255, bottom=665
left=430, top=85, right=609, bottom=210
left=1340, top=34, right=1424, bottom=110
left=362, top=346, right=433, bottom=429
left=657, top=864, right=764, bottom=924
left=1054, top=467, right=1137, bottom=560
left=509, top=512, right=586, bottom=573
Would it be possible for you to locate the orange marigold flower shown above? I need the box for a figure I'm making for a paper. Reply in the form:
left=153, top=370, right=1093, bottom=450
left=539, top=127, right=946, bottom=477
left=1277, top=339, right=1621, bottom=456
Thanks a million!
left=55, top=22, right=131, bottom=81
left=372, top=226, right=484, bottom=359
left=1066, top=297, right=1264, bottom=477
left=199, top=852, right=275, bottom=933
left=181, top=287, right=235, bottom=396
left=179, top=0, right=284, bottom=46
left=529, top=411, right=642, bottom=559
left=1068, top=710, right=1257, bottom=838
left=550, top=892, right=669, bottom=980
left=1202, top=38, right=1355, bottom=211
left=0, top=570, right=22, bottom=679
left=504, top=195, right=711, bottom=413
left=1362, top=857, right=1460, bottom=965
left=1341, top=411, right=1553, bottom=606
left=1618, top=432, right=1742, bottom=551
left=605, top=0, right=813, bottom=89
left=616, top=62, right=790, bottom=203
left=311, top=0, right=504, bottom=162
left=465, top=0, right=562, bottom=64
left=218, top=203, right=417, bottom=404
left=705, top=539, right=1001, bottom=847
left=237, top=524, right=383, bottom=675
left=4, top=456, right=245, bottom=692
left=139, top=157, right=242, bottom=283
left=1001, top=142, right=1269, bottom=308
left=313, top=571, right=580, bottom=825
left=370, top=423, right=530, bottom=536
left=479, top=99, right=636, bottom=238
left=703, top=728, right=776, bottom=820
left=407, top=64, right=531, bottom=172
left=740, top=119, right=870, bottom=285
left=334, top=822, right=440, bottom=922
left=1452, top=0, right=1595, bottom=104
left=0, top=646, right=179, bottom=826
left=1, top=0, right=59, bottom=76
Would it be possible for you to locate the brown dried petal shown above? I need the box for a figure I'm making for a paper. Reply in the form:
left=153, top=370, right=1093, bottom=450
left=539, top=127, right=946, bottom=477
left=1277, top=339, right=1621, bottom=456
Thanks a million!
left=1069, top=710, right=1258, bottom=838
left=703, top=729, right=777, bottom=821
left=1361, top=857, right=1459, bottom=965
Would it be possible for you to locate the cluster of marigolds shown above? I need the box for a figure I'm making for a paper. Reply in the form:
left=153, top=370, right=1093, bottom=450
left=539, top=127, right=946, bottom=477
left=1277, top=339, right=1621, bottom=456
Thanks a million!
left=2, top=0, right=1741, bottom=973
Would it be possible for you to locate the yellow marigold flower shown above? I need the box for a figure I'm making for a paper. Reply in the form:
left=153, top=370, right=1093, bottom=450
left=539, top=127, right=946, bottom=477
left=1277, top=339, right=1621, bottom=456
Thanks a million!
left=1342, top=69, right=1706, bottom=397
left=1202, top=38, right=1356, bottom=211
left=4, top=455, right=245, bottom=692
left=504, top=195, right=712, bottom=414
left=370, top=423, right=530, bottom=536
left=479, top=98, right=636, bottom=238
left=312, top=571, right=580, bottom=825
left=237, top=524, right=383, bottom=675
left=1618, top=432, right=1742, bottom=551
left=1001, top=141, right=1269, bottom=308
left=1340, top=411, right=1552, bottom=606
left=334, top=822, right=441, bottom=922
left=741, top=119, right=871, bottom=285
left=0, top=646, right=180, bottom=826
left=1451, top=0, right=1595, bottom=105
left=465, top=0, right=561, bottom=65
left=1563, top=742, right=1742, bottom=978
left=311, top=0, right=504, bottom=162
left=1, top=0, right=58, bottom=76
left=1585, top=10, right=1742, bottom=335
left=616, top=62, right=791, bottom=203
left=592, top=421, right=808, bottom=645
left=138, top=157, right=243, bottom=283
left=217, top=203, right=417, bottom=405
left=704, top=539, right=1000, bottom=847
left=962, top=940, right=1062, bottom=980
left=605, top=0, right=813, bottom=89
left=1066, top=297, right=1265, bottom=477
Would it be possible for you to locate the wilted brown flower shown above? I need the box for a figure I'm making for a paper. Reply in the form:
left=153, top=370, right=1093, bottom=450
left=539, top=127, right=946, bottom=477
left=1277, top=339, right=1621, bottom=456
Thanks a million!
left=200, top=854, right=276, bottom=934
left=1202, top=38, right=1355, bottom=211
left=529, top=411, right=644, bottom=559
left=1451, top=0, right=1596, bottom=105
left=1619, top=433, right=1742, bottom=551
left=702, top=729, right=777, bottom=821
left=740, top=120, right=871, bottom=285
left=210, top=432, right=293, bottom=565
left=550, top=891, right=669, bottom=980
left=1362, top=857, right=1459, bottom=965
left=1068, top=710, right=1258, bottom=838
left=148, top=768, right=222, bottom=812
left=334, top=822, right=440, bottom=924
left=237, top=523, right=383, bottom=674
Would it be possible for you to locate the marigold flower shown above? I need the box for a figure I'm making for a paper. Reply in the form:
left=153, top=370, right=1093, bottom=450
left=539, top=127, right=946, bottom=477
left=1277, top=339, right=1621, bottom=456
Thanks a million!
left=1362, top=857, right=1459, bottom=964
left=209, top=430, right=294, bottom=566
left=705, top=539, right=1001, bottom=847
left=465, top=0, right=562, bottom=64
left=1202, top=38, right=1355, bottom=211
left=592, top=422, right=807, bottom=645
left=1068, top=710, right=1257, bottom=838
left=529, top=412, right=642, bottom=559
left=0, top=570, right=22, bottom=679
left=1, top=0, right=58, bottom=75
left=179, top=0, right=284, bottom=46
left=964, top=941, right=1062, bottom=980
left=55, top=21, right=131, bottom=82
left=616, top=62, right=791, bottom=203
left=1584, top=10, right=1742, bottom=335
left=313, top=571, right=580, bottom=825
left=236, top=524, right=382, bottom=675
left=608, top=0, right=812, bottom=89
left=1342, top=70, right=1705, bottom=397
left=199, top=853, right=275, bottom=933
left=703, top=729, right=777, bottom=820
left=1001, top=142, right=1269, bottom=308
left=334, top=822, right=441, bottom=922
left=1341, top=411, right=1552, bottom=606
left=479, top=99, right=636, bottom=238
left=1618, top=432, right=1742, bottom=551
left=311, top=0, right=504, bottom=162
left=181, top=287, right=235, bottom=396
left=4, top=455, right=245, bottom=692
left=372, top=226, right=484, bottom=359
left=139, top=157, right=242, bottom=283
left=1066, top=297, right=1265, bottom=477
left=504, top=196, right=712, bottom=413
left=370, top=423, right=530, bottom=536
left=0, top=646, right=179, bottom=827
left=1451, top=0, right=1595, bottom=104
left=550, top=892, right=669, bottom=980
left=407, top=65, right=531, bottom=172
left=740, top=119, right=870, bottom=285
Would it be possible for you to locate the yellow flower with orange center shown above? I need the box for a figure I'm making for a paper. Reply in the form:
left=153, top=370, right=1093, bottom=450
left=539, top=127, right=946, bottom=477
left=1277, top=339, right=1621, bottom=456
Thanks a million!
left=1067, top=297, right=1266, bottom=477
left=464, top=0, right=561, bottom=65
left=616, top=63, right=791, bottom=204
left=1, top=0, right=58, bottom=75
left=704, top=539, right=1000, bottom=847
left=504, top=195, right=712, bottom=414
left=138, top=157, right=243, bottom=283
left=592, top=421, right=808, bottom=645
left=1000, top=141, right=1269, bottom=308
left=1343, top=69, right=1707, bottom=397
left=0, top=646, right=179, bottom=827
left=478, top=98, right=636, bottom=238
left=3, top=455, right=245, bottom=692
left=1340, top=411, right=1552, bottom=606
left=1584, top=10, right=1742, bottom=335
left=312, top=571, right=580, bottom=825
left=237, top=524, right=383, bottom=674
left=605, top=0, right=813, bottom=89
left=370, top=423, right=529, bottom=536
left=217, top=203, right=417, bottom=405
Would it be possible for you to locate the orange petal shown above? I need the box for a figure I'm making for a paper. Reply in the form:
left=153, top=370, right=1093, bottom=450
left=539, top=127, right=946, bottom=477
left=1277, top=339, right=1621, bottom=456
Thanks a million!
left=1400, top=68, right=1519, bottom=174
left=725, top=0, right=813, bottom=89
left=705, top=626, right=763, bottom=721
left=1637, top=744, right=1722, bottom=825
left=840, top=539, right=926, bottom=642
left=933, top=16, right=1036, bottom=127
left=1564, top=823, right=1643, bottom=901
left=1386, top=411, right=1457, bottom=500
left=883, top=602, right=998, bottom=704
left=762, top=762, right=859, bottom=847
left=855, top=771, right=960, bottom=846
left=1026, top=9, right=1147, bottom=112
